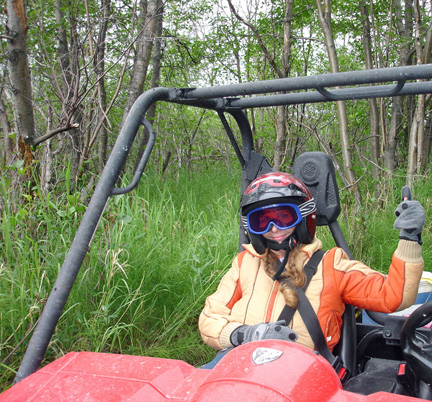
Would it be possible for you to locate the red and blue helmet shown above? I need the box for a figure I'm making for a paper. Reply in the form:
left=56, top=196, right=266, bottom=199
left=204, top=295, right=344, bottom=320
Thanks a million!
left=241, top=172, right=317, bottom=253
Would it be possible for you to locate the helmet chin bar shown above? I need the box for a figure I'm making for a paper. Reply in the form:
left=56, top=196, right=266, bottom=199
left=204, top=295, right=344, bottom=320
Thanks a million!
left=265, top=233, right=296, bottom=252
left=245, top=223, right=298, bottom=255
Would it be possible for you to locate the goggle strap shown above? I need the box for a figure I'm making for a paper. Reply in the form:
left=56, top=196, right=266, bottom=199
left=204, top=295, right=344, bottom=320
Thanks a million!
left=241, top=215, right=248, bottom=227
left=299, top=199, right=316, bottom=216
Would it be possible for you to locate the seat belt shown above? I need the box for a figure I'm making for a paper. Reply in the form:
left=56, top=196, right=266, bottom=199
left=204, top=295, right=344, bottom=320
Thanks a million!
left=295, top=284, right=339, bottom=365
left=277, top=249, right=324, bottom=325
left=276, top=250, right=347, bottom=377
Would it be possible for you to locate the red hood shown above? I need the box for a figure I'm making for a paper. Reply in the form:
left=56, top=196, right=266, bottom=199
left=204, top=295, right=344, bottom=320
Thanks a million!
left=0, top=340, right=423, bottom=402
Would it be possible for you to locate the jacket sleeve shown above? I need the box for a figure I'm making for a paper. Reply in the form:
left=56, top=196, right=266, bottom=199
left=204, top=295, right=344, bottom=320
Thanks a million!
left=333, top=240, right=424, bottom=312
left=198, top=253, right=245, bottom=350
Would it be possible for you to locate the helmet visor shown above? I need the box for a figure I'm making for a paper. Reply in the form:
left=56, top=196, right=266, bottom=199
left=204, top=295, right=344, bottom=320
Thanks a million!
left=246, top=203, right=303, bottom=235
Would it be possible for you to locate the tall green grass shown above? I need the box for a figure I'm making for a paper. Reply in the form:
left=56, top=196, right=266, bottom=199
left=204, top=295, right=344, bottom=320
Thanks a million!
left=0, top=167, right=241, bottom=390
left=1, top=166, right=431, bottom=392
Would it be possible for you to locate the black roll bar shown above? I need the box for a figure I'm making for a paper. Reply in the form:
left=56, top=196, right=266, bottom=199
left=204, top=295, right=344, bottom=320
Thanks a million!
left=226, top=81, right=432, bottom=109
left=14, top=64, right=432, bottom=383
left=180, top=64, right=432, bottom=100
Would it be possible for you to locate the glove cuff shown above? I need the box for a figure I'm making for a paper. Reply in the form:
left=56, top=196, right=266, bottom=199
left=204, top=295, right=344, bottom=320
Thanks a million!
left=229, top=325, right=247, bottom=347
left=395, top=239, right=423, bottom=263
left=399, top=233, right=422, bottom=245
left=220, top=322, right=244, bottom=348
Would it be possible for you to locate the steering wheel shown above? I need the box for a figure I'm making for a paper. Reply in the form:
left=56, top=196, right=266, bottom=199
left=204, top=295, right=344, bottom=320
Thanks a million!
left=400, top=301, right=432, bottom=385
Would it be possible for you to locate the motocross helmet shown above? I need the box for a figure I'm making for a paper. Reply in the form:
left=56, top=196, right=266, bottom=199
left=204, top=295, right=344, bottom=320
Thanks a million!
left=241, top=172, right=317, bottom=254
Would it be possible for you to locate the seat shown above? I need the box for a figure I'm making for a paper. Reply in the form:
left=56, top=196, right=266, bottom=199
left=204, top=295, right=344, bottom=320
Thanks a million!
left=293, top=152, right=357, bottom=376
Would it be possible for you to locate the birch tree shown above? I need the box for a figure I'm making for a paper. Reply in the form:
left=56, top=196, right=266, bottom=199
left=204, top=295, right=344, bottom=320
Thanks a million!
left=227, top=0, right=295, bottom=170
left=406, top=0, right=432, bottom=186
left=359, top=0, right=380, bottom=196
left=315, top=0, right=362, bottom=206
left=94, top=0, right=111, bottom=173
left=121, top=0, right=160, bottom=128
left=134, top=0, right=164, bottom=172
left=384, top=0, right=413, bottom=173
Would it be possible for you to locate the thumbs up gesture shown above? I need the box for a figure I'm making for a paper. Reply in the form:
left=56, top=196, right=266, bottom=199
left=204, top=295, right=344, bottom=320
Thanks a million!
left=394, top=186, right=425, bottom=245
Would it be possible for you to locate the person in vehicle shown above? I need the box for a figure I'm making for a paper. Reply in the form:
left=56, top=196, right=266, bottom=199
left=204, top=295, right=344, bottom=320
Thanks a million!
left=199, top=172, right=425, bottom=357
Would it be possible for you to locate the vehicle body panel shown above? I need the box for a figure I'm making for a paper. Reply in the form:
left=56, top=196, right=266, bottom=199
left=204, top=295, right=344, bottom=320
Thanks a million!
left=1, top=341, right=424, bottom=402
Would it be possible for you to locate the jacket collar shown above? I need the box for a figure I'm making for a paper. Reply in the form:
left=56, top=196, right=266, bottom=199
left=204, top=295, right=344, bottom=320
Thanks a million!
left=242, top=237, right=323, bottom=260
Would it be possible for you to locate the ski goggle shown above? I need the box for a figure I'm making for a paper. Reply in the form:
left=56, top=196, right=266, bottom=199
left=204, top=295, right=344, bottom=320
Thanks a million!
left=245, top=201, right=316, bottom=235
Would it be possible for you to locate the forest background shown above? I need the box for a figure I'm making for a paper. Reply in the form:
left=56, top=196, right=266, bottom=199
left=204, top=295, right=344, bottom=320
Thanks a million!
left=1, top=0, right=432, bottom=392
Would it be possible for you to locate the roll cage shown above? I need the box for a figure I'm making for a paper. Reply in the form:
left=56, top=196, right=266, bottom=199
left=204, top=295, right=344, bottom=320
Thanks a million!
left=15, top=64, right=432, bottom=386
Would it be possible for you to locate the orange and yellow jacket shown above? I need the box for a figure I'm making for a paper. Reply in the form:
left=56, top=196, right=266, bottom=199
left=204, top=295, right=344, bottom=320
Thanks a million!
left=199, top=238, right=424, bottom=352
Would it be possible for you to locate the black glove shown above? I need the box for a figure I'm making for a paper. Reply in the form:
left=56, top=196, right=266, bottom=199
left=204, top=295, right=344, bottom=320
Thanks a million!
left=394, top=186, right=425, bottom=245
left=230, top=320, right=298, bottom=347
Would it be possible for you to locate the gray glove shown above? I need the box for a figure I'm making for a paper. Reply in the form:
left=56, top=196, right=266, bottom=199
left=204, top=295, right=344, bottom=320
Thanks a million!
left=394, top=186, right=425, bottom=245
left=230, top=320, right=298, bottom=347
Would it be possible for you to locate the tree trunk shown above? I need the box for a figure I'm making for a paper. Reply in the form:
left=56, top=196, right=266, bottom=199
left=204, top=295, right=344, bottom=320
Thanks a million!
left=96, top=0, right=111, bottom=173
left=406, top=0, right=427, bottom=186
left=67, top=19, right=84, bottom=182
left=121, top=0, right=158, bottom=128
left=274, top=106, right=287, bottom=170
left=359, top=1, right=380, bottom=196
left=406, top=102, right=422, bottom=187
left=385, top=0, right=413, bottom=177
left=315, top=0, right=362, bottom=206
left=424, top=113, right=432, bottom=169
left=409, top=0, right=423, bottom=183
left=227, top=0, right=293, bottom=170
left=420, top=28, right=432, bottom=171
left=54, top=0, right=71, bottom=98
left=54, top=0, right=84, bottom=183
left=384, top=97, right=401, bottom=172
left=6, top=0, right=36, bottom=151
left=0, top=98, right=14, bottom=166
left=134, top=0, right=163, bottom=172
left=273, top=0, right=293, bottom=170
left=41, top=139, right=54, bottom=194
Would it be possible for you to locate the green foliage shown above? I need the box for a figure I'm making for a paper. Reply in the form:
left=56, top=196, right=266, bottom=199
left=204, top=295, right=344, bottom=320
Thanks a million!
left=3, top=0, right=430, bottom=195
